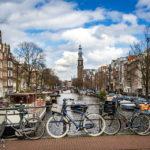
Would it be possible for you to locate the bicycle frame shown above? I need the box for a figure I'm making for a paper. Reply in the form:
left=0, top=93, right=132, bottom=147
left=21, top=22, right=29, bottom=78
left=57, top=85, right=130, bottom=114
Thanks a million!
left=117, top=107, right=141, bottom=128
left=3, top=109, right=31, bottom=137
left=54, top=105, right=94, bottom=130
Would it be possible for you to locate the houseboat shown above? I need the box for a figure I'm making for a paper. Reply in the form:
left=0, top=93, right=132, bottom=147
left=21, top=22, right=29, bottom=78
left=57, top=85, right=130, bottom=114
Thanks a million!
left=41, top=91, right=58, bottom=105
left=6, top=93, right=46, bottom=125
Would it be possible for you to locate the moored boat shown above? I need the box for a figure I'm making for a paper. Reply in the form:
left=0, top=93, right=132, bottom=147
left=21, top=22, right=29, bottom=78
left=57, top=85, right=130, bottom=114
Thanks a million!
left=6, top=93, right=46, bottom=125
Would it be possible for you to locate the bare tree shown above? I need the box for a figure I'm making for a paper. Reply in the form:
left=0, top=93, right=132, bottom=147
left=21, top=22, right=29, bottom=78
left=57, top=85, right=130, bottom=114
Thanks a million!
left=42, top=68, right=61, bottom=90
left=15, top=42, right=45, bottom=89
left=72, top=78, right=80, bottom=87
left=130, top=27, right=150, bottom=101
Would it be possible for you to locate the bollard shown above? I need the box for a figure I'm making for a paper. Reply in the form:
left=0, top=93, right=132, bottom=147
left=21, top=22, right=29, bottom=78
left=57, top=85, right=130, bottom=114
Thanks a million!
left=99, top=102, right=103, bottom=115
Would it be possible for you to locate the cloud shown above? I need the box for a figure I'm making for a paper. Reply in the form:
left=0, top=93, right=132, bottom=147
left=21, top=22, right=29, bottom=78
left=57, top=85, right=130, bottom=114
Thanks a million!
left=0, top=0, right=106, bottom=31
left=0, top=0, right=146, bottom=80
left=87, top=47, right=125, bottom=66
left=122, top=14, right=138, bottom=25
left=54, top=51, right=78, bottom=79
left=136, top=0, right=150, bottom=22
left=136, top=0, right=150, bottom=9
left=50, top=20, right=142, bottom=78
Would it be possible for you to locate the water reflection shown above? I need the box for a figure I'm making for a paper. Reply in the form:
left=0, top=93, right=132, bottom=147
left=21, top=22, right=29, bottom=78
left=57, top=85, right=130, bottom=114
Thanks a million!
left=58, top=90, right=99, bottom=104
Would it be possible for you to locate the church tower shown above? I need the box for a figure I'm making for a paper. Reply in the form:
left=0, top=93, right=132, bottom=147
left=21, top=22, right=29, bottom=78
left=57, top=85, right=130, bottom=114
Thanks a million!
left=77, top=45, right=84, bottom=88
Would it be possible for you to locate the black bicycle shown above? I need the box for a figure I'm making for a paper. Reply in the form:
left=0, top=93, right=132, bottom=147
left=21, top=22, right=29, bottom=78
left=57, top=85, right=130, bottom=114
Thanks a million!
left=46, top=98, right=106, bottom=138
left=102, top=100, right=150, bottom=135
left=0, top=101, right=45, bottom=140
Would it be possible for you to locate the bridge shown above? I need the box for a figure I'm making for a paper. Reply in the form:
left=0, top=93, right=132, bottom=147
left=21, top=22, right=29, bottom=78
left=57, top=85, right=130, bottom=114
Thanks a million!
left=2, top=135, right=150, bottom=150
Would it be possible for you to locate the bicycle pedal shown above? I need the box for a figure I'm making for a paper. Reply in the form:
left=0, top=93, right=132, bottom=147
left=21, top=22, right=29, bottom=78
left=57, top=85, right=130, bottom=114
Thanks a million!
left=76, top=128, right=81, bottom=131
left=15, top=131, right=23, bottom=137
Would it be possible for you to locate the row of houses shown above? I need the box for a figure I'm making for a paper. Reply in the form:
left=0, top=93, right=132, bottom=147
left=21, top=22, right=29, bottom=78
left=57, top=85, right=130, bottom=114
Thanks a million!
left=95, top=56, right=142, bottom=94
left=83, top=56, right=143, bottom=94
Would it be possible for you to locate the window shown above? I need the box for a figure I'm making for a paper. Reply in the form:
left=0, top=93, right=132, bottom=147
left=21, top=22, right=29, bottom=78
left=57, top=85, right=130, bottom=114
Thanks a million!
left=8, top=61, right=13, bottom=68
left=0, top=62, right=2, bottom=68
left=3, top=45, right=5, bottom=52
left=0, top=71, right=2, bottom=78
left=0, top=53, right=2, bottom=59
left=8, top=79, right=13, bottom=86
left=8, top=70, right=13, bottom=77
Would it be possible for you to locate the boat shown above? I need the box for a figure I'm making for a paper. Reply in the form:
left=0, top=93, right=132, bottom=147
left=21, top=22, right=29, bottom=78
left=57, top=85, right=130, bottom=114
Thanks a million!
left=6, top=93, right=46, bottom=125
left=41, top=91, right=59, bottom=105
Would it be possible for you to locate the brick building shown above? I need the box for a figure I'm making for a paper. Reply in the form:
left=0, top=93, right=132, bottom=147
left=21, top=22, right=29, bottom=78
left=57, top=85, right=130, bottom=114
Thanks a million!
left=95, top=66, right=108, bottom=90
left=0, top=30, right=16, bottom=97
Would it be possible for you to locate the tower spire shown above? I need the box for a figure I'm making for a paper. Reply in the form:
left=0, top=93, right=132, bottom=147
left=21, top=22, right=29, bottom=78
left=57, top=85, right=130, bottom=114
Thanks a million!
left=78, top=45, right=82, bottom=58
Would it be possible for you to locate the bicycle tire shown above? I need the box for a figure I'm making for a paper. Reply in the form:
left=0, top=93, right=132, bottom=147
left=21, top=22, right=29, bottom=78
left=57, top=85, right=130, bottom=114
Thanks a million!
left=46, top=115, right=69, bottom=138
left=23, top=117, right=45, bottom=140
left=0, top=123, right=5, bottom=138
left=102, top=113, right=121, bottom=135
left=83, top=113, right=106, bottom=136
left=142, top=114, right=150, bottom=135
left=131, top=114, right=150, bottom=135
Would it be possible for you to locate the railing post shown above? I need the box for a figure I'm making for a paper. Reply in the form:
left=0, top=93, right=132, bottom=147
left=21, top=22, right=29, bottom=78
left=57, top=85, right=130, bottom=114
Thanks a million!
left=18, top=100, right=25, bottom=124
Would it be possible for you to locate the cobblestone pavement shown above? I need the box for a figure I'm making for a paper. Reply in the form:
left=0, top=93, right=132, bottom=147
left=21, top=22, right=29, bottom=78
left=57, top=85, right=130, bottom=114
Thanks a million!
left=3, top=135, right=150, bottom=150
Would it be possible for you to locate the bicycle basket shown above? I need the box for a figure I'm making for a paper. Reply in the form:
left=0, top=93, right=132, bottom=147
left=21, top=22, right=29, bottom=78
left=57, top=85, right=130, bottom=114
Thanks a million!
left=104, top=101, right=116, bottom=114
left=139, top=104, right=150, bottom=114
left=51, top=104, right=62, bottom=113
left=71, top=104, right=88, bottom=113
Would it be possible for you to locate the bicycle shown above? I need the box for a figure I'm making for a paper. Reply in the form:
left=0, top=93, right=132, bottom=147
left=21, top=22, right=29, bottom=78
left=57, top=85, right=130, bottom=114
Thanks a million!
left=1, top=101, right=45, bottom=140
left=102, top=100, right=150, bottom=135
left=46, top=98, right=106, bottom=138
left=138, top=103, right=150, bottom=135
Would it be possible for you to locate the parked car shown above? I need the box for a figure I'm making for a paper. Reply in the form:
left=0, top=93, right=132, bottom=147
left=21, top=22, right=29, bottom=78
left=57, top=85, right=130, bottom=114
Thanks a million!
left=134, top=97, right=146, bottom=103
left=86, top=89, right=95, bottom=96
left=95, top=90, right=100, bottom=97
left=106, top=93, right=118, bottom=101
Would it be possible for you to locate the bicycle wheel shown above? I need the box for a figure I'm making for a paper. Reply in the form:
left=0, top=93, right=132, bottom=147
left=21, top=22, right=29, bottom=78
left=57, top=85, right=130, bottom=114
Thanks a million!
left=83, top=114, right=106, bottom=136
left=102, top=114, right=121, bottom=135
left=23, top=117, right=45, bottom=140
left=46, top=115, right=69, bottom=138
left=132, top=114, right=150, bottom=135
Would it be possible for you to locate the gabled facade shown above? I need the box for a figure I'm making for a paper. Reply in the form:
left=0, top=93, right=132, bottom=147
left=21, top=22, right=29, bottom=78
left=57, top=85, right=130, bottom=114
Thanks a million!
left=0, top=30, right=16, bottom=97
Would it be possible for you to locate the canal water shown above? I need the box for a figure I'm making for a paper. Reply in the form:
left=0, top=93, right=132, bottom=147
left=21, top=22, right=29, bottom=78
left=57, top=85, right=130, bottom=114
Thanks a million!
left=44, top=90, right=101, bottom=137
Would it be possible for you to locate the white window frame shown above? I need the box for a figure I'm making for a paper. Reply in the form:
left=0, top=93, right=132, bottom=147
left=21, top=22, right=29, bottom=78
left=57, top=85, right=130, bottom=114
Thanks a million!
left=8, top=61, right=13, bottom=68
left=0, top=71, right=2, bottom=78
left=8, top=79, right=13, bottom=86
left=8, top=70, right=13, bottom=77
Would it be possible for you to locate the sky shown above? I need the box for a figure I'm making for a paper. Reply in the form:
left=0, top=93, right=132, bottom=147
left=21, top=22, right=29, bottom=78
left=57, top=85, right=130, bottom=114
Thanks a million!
left=0, top=0, right=150, bottom=80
